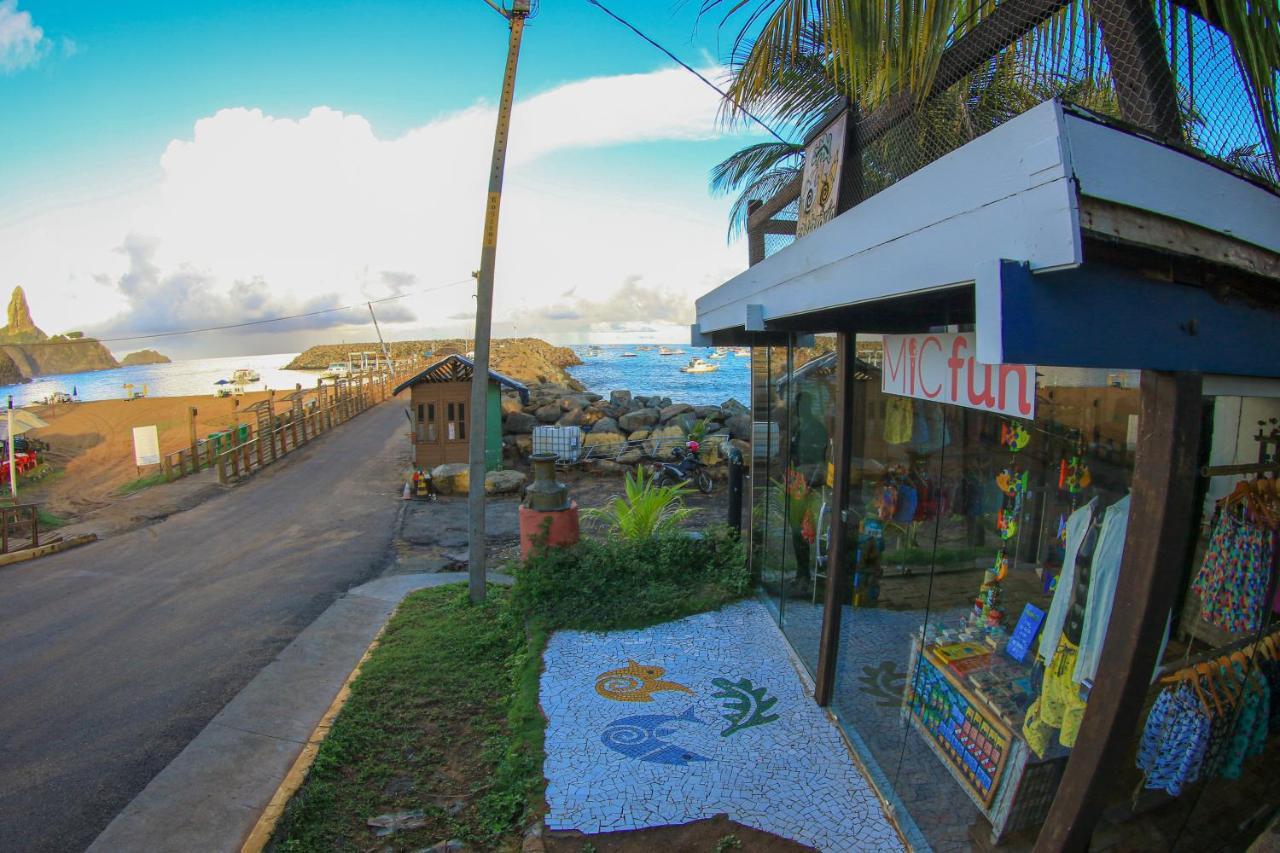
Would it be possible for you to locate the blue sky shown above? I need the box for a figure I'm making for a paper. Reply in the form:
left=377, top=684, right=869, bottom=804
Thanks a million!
left=1, top=1, right=766, bottom=354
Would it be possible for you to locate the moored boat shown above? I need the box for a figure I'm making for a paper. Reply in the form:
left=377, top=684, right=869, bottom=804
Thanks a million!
left=680, top=357, right=718, bottom=374
left=658, top=346, right=685, bottom=356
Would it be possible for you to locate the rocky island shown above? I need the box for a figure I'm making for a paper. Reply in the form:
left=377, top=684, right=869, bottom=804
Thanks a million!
left=120, top=349, right=172, bottom=365
left=0, top=286, right=119, bottom=378
left=287, top=337, right=583, bottom=389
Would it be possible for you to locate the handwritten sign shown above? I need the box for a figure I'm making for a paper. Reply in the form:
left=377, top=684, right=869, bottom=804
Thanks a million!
left=1006, top=603, right=1046, bottom=663
left=796, top=110, right=848, bottom=238
left=132, top=425, right=160, bottom=466
left=882, top=333, right=1036, bottom=419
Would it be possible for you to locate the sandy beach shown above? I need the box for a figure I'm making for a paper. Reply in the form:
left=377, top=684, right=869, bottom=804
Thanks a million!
left=24, top=392, right=275, bottom=518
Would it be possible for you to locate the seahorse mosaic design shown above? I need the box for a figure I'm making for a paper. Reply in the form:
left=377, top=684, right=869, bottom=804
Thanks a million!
left=600, top=707, right=710, bottom=765
left=595, top=660, right=692, bottom=702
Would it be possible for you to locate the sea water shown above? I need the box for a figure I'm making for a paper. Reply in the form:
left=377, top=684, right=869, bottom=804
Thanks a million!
left=7, top=345, right=751, bottom=409
left=566, top=345, right=749, bottom=408
left=4, top=353, right=318, bottom=406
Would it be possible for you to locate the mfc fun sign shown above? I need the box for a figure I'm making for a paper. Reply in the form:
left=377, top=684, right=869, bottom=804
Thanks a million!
left=882, top=333, right=1036, bottom=419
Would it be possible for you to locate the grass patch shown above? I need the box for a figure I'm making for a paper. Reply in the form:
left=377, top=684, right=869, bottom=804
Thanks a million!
left=36, top=508, right=69, bottom=529
left=118, top=471, right=169, bottom=495
left=513, top=524, right=750, bottom=632
left=271, top=583, right=544, bottom=852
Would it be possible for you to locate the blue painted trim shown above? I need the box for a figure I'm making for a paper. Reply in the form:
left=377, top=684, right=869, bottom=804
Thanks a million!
left=994, top=260, right=1280, bottom=376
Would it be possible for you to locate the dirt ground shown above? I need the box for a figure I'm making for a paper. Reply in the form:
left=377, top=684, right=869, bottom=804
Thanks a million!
left=544, top=813, right=814, bottom=852
left=23, top=392, right=273, bottom=518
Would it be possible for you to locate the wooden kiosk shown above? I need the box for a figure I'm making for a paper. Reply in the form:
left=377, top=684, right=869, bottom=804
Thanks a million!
left=393, top=354, right=528, bottom=470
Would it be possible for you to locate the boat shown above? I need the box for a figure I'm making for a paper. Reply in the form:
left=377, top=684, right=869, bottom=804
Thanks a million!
left=709, top=348, right=728, bottom=359
left=321, top=362, right=352, bottom=380
left=620, top=352, right=638, bottom=358
left=40, top=391, right=73, bottom=405
left=636, top=345, right=655, bottom=352
left=733, top=347, right=750, bottom=357
left=658, top=346, right=685, bottom=356
left=680, top=357, right=719, bottom=374
left=232, top=367, right=261, bottom=384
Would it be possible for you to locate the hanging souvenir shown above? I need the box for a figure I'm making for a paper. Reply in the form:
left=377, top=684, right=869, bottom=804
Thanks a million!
left=1000, top=421, right=1031, bottom=452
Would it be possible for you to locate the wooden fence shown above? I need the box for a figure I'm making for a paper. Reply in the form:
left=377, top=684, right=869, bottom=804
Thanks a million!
left=212, top=361, right=427, bottom=485
left=0, top=503, right=41, bottom=554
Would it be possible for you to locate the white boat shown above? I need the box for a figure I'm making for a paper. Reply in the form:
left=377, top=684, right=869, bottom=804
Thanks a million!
left=636, top=345, right=655, bottom=352
left=680, top=358, right=719, bottom=374
left=733, top=347, right=750, bottom=357
left=620, top=352, right=638, bottom=358
left=321, top=362, right=352, bottom=379
left=709, top=348, right=728, bottom=359
left=658, top=346, right=685, bottom=356
left=232, top=367, right=261, bottom=384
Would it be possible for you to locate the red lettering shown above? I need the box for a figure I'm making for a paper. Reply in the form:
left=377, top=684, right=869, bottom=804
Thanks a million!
left=947, top=336, right=967, bottom=403
left=882, top=337, right=910, bottom=392
left=967, top=361, right=996, bottom=409
left=999, top=365, right=1034, bottom=416
left=919, top=336, right=943, bottom=398
left=908, top=338, right=918, bottom=395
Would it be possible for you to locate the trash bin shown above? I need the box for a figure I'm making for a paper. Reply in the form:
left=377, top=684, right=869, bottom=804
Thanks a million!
left=236, top=424, right=250, bottom=443
left=207, top=431, right=228, bottom=453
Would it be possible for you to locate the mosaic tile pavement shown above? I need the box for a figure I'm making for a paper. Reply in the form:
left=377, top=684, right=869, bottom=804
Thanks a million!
left=540, top=600, right=905, bottom=852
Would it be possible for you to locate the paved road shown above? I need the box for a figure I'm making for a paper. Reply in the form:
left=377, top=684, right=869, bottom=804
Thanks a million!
left=0, top=399, right=410, bottom=853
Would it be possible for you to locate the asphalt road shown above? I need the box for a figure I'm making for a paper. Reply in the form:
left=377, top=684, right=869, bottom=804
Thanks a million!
left=0, top=399, right=410, bottom=853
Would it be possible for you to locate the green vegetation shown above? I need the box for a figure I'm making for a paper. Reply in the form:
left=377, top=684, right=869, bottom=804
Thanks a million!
left=272, top=584, right=542, bottom=851
left=118, top=471, right=169, bottom=494
left=36, top=507, right=69, bottom=529
left=515, top=524, right=749, bottom=632
left=581, top=465, right=697, bottom=540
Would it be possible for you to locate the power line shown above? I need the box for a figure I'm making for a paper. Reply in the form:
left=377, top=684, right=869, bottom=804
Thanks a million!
left=11, top=277, right=475, bottom=348
left=584, top=0, right=793, bottom=146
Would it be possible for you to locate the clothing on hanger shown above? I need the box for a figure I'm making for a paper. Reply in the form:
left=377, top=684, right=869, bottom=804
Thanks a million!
left=1039, top=498, right=1100, bottom=664
left=1073, top=494, right=1132, bottom=685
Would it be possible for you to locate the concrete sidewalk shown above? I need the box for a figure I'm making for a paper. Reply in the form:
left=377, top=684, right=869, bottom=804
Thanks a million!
left=87, top=572, right=507, bottom=853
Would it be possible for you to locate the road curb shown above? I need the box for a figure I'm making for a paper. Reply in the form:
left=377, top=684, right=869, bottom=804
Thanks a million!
left=0, top=533, right=97, bottom=567
left=87, top=572, right=482, bottom=853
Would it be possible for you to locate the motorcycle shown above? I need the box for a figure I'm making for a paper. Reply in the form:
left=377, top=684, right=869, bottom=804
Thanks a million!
left=653, top=441, right=714, bottom=494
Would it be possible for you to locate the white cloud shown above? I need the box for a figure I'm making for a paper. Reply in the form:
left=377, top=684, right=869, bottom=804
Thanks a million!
left=0, top=0, right=46, bottom=72
left=3, top=64, right=750, bottom=355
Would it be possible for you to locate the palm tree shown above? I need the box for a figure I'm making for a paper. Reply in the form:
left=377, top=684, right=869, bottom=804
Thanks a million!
left=704, top=0, right=1279, bottom=220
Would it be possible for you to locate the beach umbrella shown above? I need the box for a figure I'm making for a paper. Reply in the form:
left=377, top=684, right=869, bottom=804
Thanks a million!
left=214, top=379, right=232, bottom=385
left=5, top=400, right=47, bottom=500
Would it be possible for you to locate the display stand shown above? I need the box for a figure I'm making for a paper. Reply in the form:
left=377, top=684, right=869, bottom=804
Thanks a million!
left=904, top=639, right=1069, bottom=844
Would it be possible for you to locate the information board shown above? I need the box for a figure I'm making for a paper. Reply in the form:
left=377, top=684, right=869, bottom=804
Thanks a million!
left=132, top=425, right=160, bottom=467
left=908, top=649, right=1012, bottom=807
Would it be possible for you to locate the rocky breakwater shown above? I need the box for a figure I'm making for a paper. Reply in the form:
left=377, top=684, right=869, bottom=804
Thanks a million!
left=499, top=382, right=751, bottom=472
left=286, top=337, right=583, bottom=390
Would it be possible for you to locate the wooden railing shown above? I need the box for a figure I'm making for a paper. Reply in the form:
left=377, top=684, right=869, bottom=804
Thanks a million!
left=213, top=362, right=425, bottom=485
left=0, top=504, right=40, bottom=554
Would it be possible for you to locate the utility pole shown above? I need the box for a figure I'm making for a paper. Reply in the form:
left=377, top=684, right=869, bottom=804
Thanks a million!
left=468, top=0, right=532, bottom=604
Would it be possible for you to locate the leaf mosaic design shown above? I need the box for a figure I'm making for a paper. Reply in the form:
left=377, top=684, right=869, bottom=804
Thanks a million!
left=711, top=677, right=780, bottom=737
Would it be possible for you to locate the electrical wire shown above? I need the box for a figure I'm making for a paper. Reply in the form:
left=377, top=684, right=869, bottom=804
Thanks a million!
left=15, top=277, right=475, bottom=347
left=583, top=0, right=794, bottom=146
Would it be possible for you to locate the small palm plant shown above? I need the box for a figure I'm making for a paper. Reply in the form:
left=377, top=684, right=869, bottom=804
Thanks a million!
left=583, top=466, right=698, bottom=540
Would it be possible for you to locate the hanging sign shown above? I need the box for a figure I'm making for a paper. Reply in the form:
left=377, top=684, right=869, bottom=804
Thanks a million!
left=132, top=425, right=161, bottom=466
left=882, top=333, right=1036, bottom=419
left=795, top=110, right=849, bottom=238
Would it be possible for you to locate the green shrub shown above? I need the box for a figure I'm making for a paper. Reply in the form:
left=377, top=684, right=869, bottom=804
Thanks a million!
left=581, top=465, right=696, bottom=540
left=514, top=525, right=748, bottom=631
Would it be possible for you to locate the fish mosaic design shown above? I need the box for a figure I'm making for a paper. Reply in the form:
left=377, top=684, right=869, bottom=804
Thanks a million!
left=595, top=660, right=692, bottom=703
left=600, top=707, right=710, bottom=765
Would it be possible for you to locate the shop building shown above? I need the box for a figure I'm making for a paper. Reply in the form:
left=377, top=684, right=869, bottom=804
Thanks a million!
left=692, top=98, right=1280, bottom=850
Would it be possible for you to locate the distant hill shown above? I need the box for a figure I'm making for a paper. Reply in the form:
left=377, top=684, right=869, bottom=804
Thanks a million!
left=120, top=349, right=172, bottom=366
left=0, top=286, right=120, bottom=378
left=286, top=338, right=584, bottom=389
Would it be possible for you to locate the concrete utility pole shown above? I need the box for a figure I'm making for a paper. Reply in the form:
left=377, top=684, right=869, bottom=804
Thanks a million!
left=468, top=0, right=532, bottom=604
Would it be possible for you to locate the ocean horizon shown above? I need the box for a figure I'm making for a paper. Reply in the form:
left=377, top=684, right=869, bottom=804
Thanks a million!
left=9, top=345, right=750, bottom=409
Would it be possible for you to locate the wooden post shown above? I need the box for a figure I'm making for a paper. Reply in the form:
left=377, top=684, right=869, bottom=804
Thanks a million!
left=188, top=406, right=200, bottom=472
left=1035, top=371, right=1203, bottom=852
left=163, top=456, right=173, bottom=482
left=2, top=509, right=8, bottom=553
left=815, top=332, right=856, bottom=705
left=267, top=392, right=277, bottom=462
left=255, top=427, right=264, bottom=469
left=29, top=505, right=37, bottom=548
left=229, top=446, right=239, bottom=479
left=217, top=448, right=228, bottom=484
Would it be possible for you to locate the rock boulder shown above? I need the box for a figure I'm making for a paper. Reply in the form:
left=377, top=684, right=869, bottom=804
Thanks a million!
left=618, top=408, right=659, bottom=432
left=503, top=411, right=537, bottom=434
left=430, top=463, right=469, bottom=494
left=485, top=469, right=526, bottom=495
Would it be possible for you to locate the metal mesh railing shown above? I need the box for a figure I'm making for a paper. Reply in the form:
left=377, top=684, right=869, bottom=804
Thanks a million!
left=746, top=2, right=1277, bottom=265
